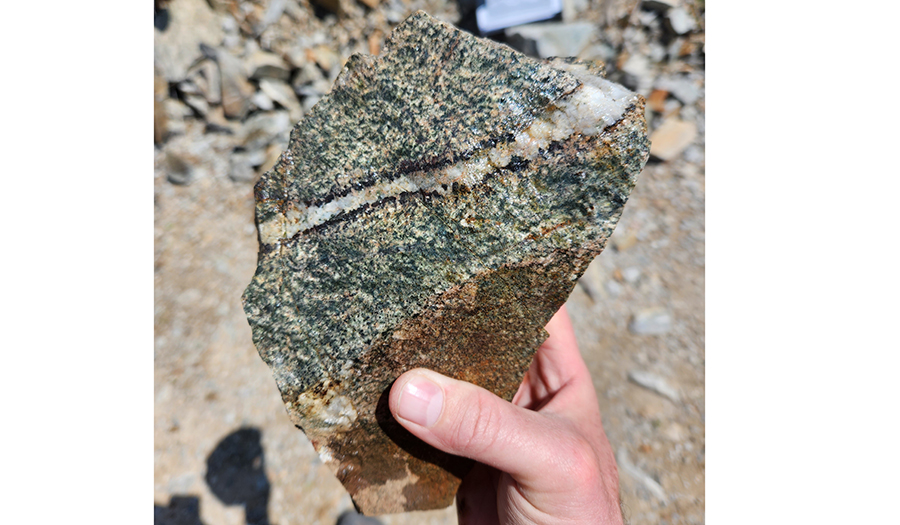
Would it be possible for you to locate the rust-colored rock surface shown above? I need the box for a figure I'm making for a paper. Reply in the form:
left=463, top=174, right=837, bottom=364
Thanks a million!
left=242, top=11, right=649, bottom=515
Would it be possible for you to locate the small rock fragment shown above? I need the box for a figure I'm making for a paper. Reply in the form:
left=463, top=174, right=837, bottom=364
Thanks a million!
left=629, top=307, right=673, bottom=335
left=617, top=449, right=667, bottom=502
left=309, top=44, right=340, bottom=72
left=628, top=370, right=680, bottom=402
left=239, top=110, right=290, bottom=151
left=622, top=266, right=642, bottom=284
left=667, top=6, right=697, bottom=35
left=186, top=60, right=222, bottom=105
left=259, top=78, right=303, bottom=122
left=655, top=74, right=700, bottom=105
left=250, top=90, right=275, bottom=111
left=649, top=117, right=697, bottom=161
left=255, top=0, right=287, bottom=34
left=505, top=22, right=595, bottom=59
left=229, top=150, right=267, bottom=182
left=162, top=98, right=192, bottom=137
left=215, top=48, right=255, bottom=120
left=164, top=150, right=198, bottom=185
left=183, top=94, right=209, bottom=116
left=247, top=50, right=291, bottom=81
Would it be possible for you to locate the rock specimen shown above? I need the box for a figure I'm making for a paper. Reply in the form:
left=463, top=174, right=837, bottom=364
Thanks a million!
left=242, top=11, right=649, bottom=515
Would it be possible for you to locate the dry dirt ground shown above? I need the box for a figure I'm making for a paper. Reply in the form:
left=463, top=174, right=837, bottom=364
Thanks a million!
left=154, top=2, right=704, bottom=524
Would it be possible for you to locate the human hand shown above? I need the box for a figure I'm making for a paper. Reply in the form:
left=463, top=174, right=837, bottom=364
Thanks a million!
left=388, top=305, right=623, bottom=525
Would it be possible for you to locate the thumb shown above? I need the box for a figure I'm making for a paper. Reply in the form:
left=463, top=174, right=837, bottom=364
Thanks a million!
left=388, top=368, right=577, bottom=484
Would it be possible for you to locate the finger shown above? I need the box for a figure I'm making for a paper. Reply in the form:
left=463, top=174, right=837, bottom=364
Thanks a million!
left=513, top=306, right=593, bottom=410
left=388, top=368, right=585, bottom=486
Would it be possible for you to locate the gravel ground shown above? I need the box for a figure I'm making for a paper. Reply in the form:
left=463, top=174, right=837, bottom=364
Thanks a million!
left=154, top=1, right=705, bottom=523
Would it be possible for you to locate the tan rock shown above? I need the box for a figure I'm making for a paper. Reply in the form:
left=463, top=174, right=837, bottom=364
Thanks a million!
left=216, top=49, right=255, bottom=120
left=650, top=117, right=697, bottom=161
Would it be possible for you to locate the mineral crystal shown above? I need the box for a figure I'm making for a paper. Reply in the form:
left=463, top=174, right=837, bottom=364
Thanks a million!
left=242, top=11, right=649, bottom=515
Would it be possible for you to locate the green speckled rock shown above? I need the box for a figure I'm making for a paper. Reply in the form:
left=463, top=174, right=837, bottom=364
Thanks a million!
left=242, top=11, right=649, bottom=515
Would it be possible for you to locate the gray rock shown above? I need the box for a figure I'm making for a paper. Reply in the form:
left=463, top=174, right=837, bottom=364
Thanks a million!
left=642, top=0, right=678, bottom=12
left=505, top=22, right=596, bottom=59
left=183, top=94, right=209, bottom=116
left=628, top=370, right=680, bottom=402
left=251, top=90, right=275, bottom=111
left=165, top=150, right=198, bottom=185
left=578, top=43, right=616, bottom=63
left=229, top=150, right=267, bottom=182
left=667, top=7, right=697, bottom=35
left=215, top=48, right=255, bottom=120
left=163, top=98, right=193, bottom=137
left=255, top=0, right=287, bottom=35
left=301, top=95, right=321, bottom=113
left=620, top=53, right=653, bottom=94
left=605, top=280, right=623, bottom=297
left=655, top=75, right=701, bottom=105
left=239, top=110, right=291, bottom=151
left=296, top=80, right=332, bottom=98
left=154, top=0, right=224, bottom=82
left=259, top=78, right=303, bottom=123
left=293, top=62, right=325, bottom=90
left=622, top=267, right=642, bottom=284
left=629, top=307, right=673, bottom=335
left=186, top=60, right=222, bottom=105
left=247, top=50, right=291, bottom=81
left=617, top=449, right=667, bottom=502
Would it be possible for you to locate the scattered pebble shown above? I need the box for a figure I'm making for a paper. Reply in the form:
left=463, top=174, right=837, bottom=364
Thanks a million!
left=655, top=75, right=701, bottom=105
left=649, top=117, right=697, bottom=161
left=248, top=49, right=291, bottom=81
left=617, top=449, right=667, bottom=502
left=240, top=110, right=291, bottom=150
left=667, top=7, right=697, bottom=35
left=505, top=21, right=595, bottom=58
left=165, top=150, right=199, bottom=185
left=629, top=307, right=673, bottom=335
left=215, top=48, right=255, bottom=120
left=628, top=370, right=680, bottom=402
left=260, top=78, right=304, bottom=123
left=623, top=266, right=642, bottom=284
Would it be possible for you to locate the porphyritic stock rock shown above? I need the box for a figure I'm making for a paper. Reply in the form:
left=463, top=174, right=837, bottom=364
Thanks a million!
left=242, top=11, right=649, bottom=515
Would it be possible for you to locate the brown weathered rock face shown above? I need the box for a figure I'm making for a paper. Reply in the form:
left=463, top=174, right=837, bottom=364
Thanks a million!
left=242, top=11, right=649, bottom=515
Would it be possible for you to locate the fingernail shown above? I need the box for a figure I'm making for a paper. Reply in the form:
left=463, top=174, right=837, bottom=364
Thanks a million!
left=397, top=376, right=443, bottom=428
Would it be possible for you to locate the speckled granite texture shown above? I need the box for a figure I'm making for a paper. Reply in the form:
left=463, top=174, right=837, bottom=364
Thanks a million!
left=242, top=11, right=649, bottom=515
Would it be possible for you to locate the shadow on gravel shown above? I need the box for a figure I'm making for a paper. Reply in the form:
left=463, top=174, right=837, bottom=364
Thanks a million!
left=154, top=495, right=204, bottom=525
left=206, top=427, right=273, bottom=525
left=154, top=427, right=273, bottom=525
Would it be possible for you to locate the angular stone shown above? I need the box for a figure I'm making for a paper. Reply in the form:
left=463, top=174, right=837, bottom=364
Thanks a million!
left=247, top=49, right=292, bottom=81
left=629, top=307, right=673, bottom=335
left=259, top=78, right=303, bottom=123
left=215, top=48, right=255, bottom=120
left=242, top=11, right=648, bottom=515
left=505, top=21, right=595, bottom=59
left=649, top=117, right=697, bottom=160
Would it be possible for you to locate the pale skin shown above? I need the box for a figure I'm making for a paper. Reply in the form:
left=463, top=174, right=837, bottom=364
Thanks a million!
left=389, top=305, right=624, bottom=525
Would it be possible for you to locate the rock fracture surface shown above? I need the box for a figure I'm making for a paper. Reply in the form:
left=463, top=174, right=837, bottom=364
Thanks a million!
left=242, top=11, right=649, bottom=515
